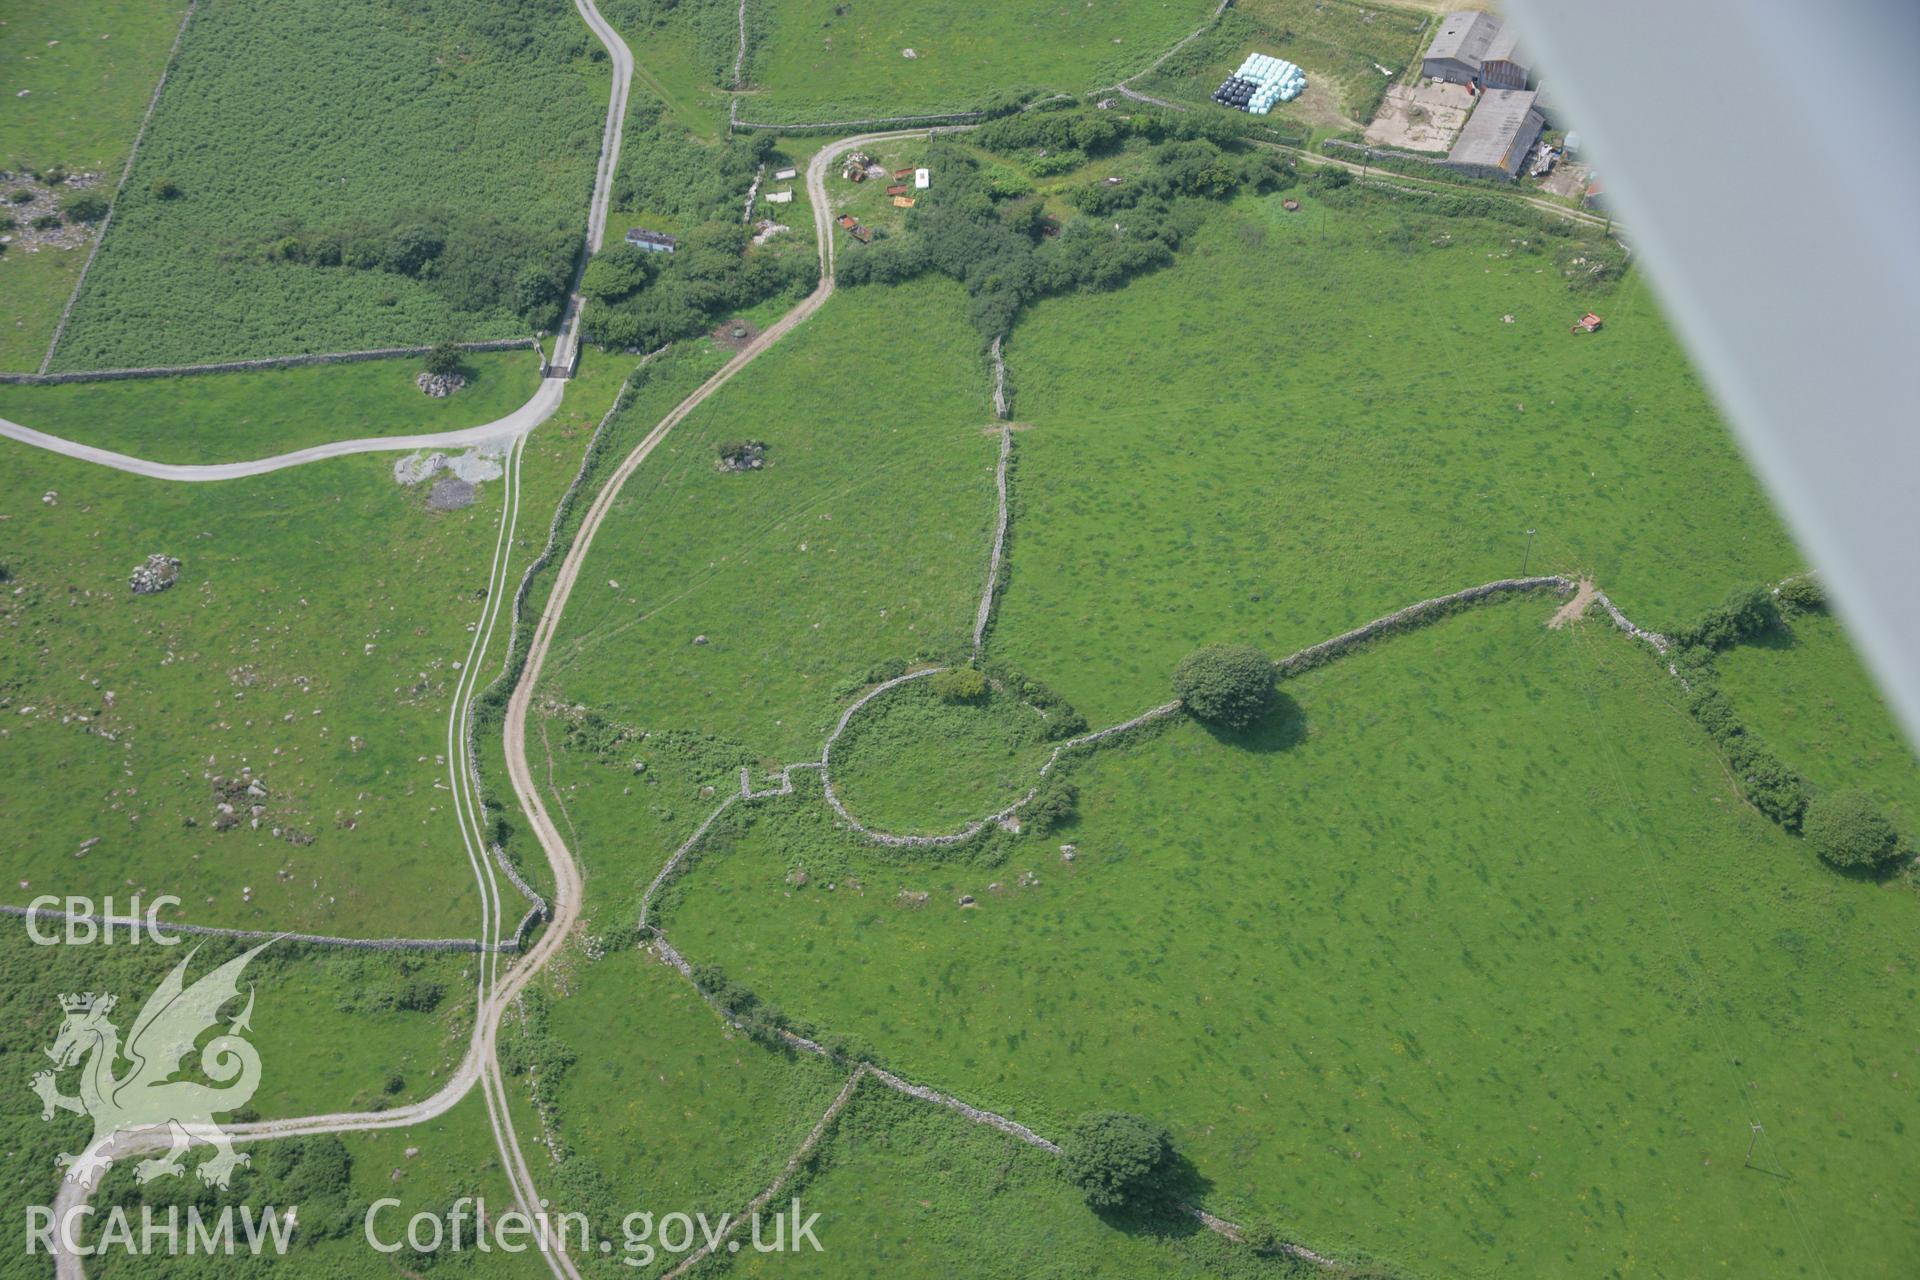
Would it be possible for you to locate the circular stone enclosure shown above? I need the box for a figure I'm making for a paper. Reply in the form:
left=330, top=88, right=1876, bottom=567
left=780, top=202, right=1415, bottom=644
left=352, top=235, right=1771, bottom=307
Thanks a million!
left=828, top=677, right=1053, bottom=837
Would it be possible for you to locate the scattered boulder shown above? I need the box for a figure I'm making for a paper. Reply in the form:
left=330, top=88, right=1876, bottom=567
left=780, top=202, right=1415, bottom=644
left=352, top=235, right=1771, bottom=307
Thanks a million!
left=896, top=889, right=929, bottom=907
left=42, top=491, right=58, bottom=506
left=957, top=894, right=976, bottom=907
left=1060, top=843, right=1077, bottom=862
left=692, top=634, right=709, bottom=646
left=415, top=371, right=467, bottom=398
left=129, top=554, right=181, bottom=595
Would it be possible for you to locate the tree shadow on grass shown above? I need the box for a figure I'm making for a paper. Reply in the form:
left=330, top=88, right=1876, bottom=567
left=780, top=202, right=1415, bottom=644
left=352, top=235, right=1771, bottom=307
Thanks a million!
left=1092, top=1152, right=1215, bottom=1241
left=1816, top=851, right=1914, bottom=886
left=1739, top=621, right=1801, bottom=652
left=1196, top=691, right=1306, bottom=754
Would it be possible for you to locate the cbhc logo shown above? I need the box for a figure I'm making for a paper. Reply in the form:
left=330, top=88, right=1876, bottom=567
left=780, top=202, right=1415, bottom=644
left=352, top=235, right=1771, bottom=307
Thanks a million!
left=24, top=896, right=183, bottom=946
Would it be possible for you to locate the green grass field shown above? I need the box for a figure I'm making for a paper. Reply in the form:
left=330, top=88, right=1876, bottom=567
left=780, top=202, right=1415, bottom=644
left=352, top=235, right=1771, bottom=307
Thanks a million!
left=601, top=0, right=738, bottom=135
left=744, top=0, right=1218, bottom=123
left=0, top=443, right=506, bottom=939
left=0, top=0, right=188, bottom=173
left=1717, top=608, right=1920, bottom=833
left=0, top=350, right=543, bottom=460
left=490, top=179, right=1904, bottom=1275
left=504, top=946, right=851, bottom=1254
left=541, top=277, right=1000, bottom=765
left=992, top=188, right=1798, bottom=726
left=659, top=601, right=1920, bottom=1276
left=0, top=245, right=82, bottom=373
left=51, top=0, right=607, bottom=369
left=0, top=345, right=642, bottom=941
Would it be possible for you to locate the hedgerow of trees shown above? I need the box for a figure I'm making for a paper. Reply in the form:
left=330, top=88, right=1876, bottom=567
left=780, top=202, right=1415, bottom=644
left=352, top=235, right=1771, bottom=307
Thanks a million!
left=837, top=113, right=1295, bottom=341
left=1670, top=587, right=1809, bottom=830
left=1668, top=578, right=1908, bottom=871
left=582, top=110, right=816, bottom=351
left=581, top=219, right=815, bottom=352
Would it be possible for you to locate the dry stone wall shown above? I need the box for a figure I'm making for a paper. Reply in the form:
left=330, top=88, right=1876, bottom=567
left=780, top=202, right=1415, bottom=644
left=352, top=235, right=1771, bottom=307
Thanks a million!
left=5, top=338, right=538, bottom=387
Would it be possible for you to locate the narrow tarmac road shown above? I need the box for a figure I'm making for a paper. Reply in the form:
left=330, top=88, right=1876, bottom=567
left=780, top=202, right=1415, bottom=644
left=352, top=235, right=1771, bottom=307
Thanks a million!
left=0, top=379, right=564, bottom=482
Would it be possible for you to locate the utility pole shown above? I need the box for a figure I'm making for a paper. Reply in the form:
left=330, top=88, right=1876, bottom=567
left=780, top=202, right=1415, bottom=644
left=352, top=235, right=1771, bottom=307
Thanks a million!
left=1744, top=1122, right=1763, bottom=1169
left=1522, top=527, right=1536, bottom=575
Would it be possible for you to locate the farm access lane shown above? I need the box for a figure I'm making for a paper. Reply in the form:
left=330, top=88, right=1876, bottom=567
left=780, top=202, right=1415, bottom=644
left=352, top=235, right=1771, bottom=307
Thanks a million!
left=0, top=377, right=565, bottom=482
left=1258, top=136, right=1615, bottom=231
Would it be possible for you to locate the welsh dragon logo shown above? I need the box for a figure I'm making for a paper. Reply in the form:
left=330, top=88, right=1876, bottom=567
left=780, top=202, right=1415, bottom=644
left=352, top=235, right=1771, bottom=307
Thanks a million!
left=30, top=942, right=272, bottom=1190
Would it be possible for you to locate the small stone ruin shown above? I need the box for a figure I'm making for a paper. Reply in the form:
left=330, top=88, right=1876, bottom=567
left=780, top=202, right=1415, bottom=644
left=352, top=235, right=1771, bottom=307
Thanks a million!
left=717, top=441, right=767, bottom=472
left=129, top=554, right=180, bottom=595
left=416, top=371, right=467, bottom=398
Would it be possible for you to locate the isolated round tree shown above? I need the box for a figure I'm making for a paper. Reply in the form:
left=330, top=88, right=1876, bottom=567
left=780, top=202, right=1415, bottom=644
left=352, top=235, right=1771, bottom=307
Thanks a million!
left=1060, top=1111, right=1175, bottom=1210
left=1173, top=644, right=1276, bottom=728
left=424, top=341, right=463, bottom=377
left=1804, top=790, right=1902, bottom=870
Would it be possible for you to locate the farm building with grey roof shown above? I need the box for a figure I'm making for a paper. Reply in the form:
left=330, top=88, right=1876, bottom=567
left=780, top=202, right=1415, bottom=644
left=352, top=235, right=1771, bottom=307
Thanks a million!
left=1423, top=11, right=1502, bottom=84
left=1446, top=88, right=1545, bottom=180
left=1481, top=25, right=1532, bottom=89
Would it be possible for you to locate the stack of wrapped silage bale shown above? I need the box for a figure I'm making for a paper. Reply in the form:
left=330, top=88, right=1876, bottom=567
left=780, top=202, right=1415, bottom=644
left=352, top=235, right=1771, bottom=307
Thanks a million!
left=1212, top=52, right=1307, bottom=115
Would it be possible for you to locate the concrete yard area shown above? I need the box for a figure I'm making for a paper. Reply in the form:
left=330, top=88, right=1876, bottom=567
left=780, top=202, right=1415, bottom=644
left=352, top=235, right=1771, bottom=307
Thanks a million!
left=1537, top=157, right=1594, bottom=200
left=1365, top=79, right=1476, bottom=152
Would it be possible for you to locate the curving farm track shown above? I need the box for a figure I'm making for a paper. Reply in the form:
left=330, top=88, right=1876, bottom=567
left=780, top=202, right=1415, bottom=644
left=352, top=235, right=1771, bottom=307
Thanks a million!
left=0, top=380, right=564, bottom=481
left=36, top=3, right=911, bottom=1269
